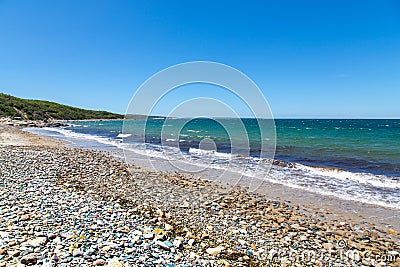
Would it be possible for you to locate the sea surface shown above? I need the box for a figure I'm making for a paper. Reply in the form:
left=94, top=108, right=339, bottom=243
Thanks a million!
left=26, top=119, right=400, bottom=210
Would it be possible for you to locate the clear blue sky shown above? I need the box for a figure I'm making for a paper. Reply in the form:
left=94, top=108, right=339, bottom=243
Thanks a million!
left=0, top=0, right=399, bottom=118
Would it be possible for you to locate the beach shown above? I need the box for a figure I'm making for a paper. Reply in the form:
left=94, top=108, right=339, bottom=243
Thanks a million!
left=0, top=124, right=399, bottom=266
left=2, top=0, right=399, bottom=265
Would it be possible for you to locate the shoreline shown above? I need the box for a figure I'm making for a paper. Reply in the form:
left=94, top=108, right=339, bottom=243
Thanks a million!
left=0, top=117, right=67, bottom=128
left=123, top=147, right=400, bottom=232
left=20, top=124, right=400, bottom=230
left=44, top=118, right=400, bottom=179
left=0, top=125, right=399, bottom=266
left=0, top=125, right=65, bottom=146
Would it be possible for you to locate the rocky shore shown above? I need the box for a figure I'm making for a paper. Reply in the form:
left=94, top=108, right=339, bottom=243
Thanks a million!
left=0, top=128, right=399, bottom=266
left=0, top=117, right=66, bottom=128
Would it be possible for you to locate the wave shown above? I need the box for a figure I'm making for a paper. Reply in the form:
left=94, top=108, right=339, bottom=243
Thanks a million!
left=40, top=127, right=125, bottom=149
left=31, top=127, right=400, bottom=210
left=189, top=148, right=232, bottom=159
left=298, top=164, right=400, bottom=189
left=117, top=133, right=132, bottom=138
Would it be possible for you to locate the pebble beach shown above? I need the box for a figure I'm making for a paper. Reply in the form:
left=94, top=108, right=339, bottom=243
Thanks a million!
left=0, top=125, right=399, bottom=266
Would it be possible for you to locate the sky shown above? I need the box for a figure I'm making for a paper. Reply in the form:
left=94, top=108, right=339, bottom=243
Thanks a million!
left=0, top=0, right=399, bottom=118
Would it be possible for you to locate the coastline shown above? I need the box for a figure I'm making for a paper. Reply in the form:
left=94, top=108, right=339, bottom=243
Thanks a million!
left=0, top=117, right=67, bottom=129
left=0, top=125, right=399, bottom=266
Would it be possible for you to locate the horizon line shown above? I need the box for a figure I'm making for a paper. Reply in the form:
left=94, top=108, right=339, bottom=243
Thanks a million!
left=124, top=115, right=400, bottom=120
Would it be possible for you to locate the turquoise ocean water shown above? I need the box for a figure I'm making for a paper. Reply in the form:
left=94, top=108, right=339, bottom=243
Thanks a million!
left=27, top=119, right=400, bottom=209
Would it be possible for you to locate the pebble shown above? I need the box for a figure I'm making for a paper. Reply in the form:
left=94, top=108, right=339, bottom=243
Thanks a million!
left=20, top=253, right=37, bottom=265
left=0, top=145, right=398, bottom=267
left=188, top=239, right=195, bottom=246
left=165, top=223, right=173, bottom=231
left=323, top=243, right=334, bottom=251
left=72, top=249, right=83, bottom=257
left=93, top=259, right=107, bottom=266
left=173, top=239, right=182, bottom=249
left=388, top=228, right=399, bottom=235
left=144, top=233, right=154, bottom=239
left=27, top=237, right=47, bottom=247
left=206, top=246, right=224, bottom=255
left=155, top=241, right=171, bottom=251
left=20, top=214, right=30, bottom=221
left=107, top=258, right=124, bottom=267
left=85, top=248, right=96, bottom=256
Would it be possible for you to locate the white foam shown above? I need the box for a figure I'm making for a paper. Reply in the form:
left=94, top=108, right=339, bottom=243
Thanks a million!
left=263, top=171, right=400, bottom=209
left=189, top=147, right=210, bottom=155
left=297, top=164, right=400, bottom=189
left=188, top=148, right=231, bottom=159
left=41, top=127, right=124, bottom=149
left=32, top=127, right=400, bottom=210
left=214, top=151, right=232, bottom=159
left=117, top=134, right=132, bottom=138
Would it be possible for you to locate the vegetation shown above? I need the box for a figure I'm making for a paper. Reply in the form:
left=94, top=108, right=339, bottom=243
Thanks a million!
left=0, top=93, right=123, bottom=120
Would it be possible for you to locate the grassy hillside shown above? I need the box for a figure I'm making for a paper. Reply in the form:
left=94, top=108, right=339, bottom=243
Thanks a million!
left=0, top=93, right=123, bottom=120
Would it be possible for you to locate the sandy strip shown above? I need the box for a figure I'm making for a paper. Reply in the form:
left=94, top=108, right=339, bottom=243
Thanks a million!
left=0, top=125, right=64, bottom=147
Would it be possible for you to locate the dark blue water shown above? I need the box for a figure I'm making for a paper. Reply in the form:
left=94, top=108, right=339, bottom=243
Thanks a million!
left=57, top=119, right=399, bottom=177
left=26, top=119, right=400, bottom=209
left=275, top=119, right=400, bottom=177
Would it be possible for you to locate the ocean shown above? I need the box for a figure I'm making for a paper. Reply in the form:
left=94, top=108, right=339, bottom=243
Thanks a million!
left=27, top=119, right=400, bottom=210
